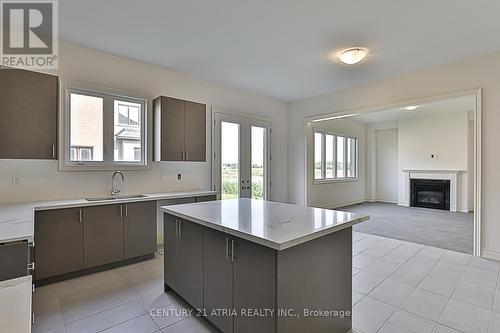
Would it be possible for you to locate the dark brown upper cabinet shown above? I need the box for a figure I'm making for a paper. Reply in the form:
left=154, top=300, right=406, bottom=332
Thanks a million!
left=153, top=96, right=206, bottom=162
left=0, top=68, right=58, bottom=159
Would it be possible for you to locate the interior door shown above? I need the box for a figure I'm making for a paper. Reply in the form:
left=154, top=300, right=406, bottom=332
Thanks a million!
left=214, top=112, right=270, bottom=200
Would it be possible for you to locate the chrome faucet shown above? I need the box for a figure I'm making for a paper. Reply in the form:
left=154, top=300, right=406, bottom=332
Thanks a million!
left=111, top=171, right=124, bottom=196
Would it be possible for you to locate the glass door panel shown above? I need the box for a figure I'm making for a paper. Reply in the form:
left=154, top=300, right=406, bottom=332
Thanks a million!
left=251, top=126, right=266, bottom=200
left=221, top=121, right=240, bottom=200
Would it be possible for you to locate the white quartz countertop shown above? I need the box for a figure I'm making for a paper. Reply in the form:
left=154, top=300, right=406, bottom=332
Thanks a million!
left=161, top=198, right=369, bottom=250
left=0, top=190, right=217, bottom=243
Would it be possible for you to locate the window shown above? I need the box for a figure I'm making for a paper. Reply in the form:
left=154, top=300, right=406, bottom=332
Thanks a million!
left=314, top=130, right=357, bottom=181
left=64, top=87, right=147, bottom=169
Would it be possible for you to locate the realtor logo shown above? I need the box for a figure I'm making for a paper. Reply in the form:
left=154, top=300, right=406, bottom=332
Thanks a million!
left=1, top=0, right=58, bottom=69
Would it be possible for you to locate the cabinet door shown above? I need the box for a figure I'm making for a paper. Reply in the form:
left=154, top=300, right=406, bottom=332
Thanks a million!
left=184, top=101, right=206, bottom=161
left=179, top=219, right=204, bottom=309
left=0, top=241, right=29, bottom=282
left=233, top=237, right=276, bottom=333
left=123, top=201, right=157, bottom=259
left=204, top=228, right=234, bottom=333
left=83, top=205, right=123, bottom=268
left=0, top=68, right=58, bottom=159
left=164, top=214, right=182, bottom=292
left=161, top=96, right=185, bottom=161
left=35, top=209, right=83, bottom=280
left=0, top=276, right=32, bottom=333
left=195, top=195, right=217, bottom=202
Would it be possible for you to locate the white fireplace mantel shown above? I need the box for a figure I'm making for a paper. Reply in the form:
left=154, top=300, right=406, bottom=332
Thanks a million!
left=401, top=169, right=465, bottom=212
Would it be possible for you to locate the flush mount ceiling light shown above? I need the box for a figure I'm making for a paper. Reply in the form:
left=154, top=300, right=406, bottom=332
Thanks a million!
left=311, top=113, right=359, bottom=122
left=403, top=105, right=420, bottom=111
left=337, top=48, right=369, bottom=65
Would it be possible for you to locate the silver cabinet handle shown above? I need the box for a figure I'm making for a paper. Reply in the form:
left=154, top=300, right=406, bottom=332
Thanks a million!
left=79, top=209, right=83, bottom=223
left=225, top=238, right=230, bottom=259
left=178, top=220, right=182, bottom=238
left=125, top=204, right=128, bottom=217
left=175, top=219, right=178, bottom=237
left=52, top=145, right=56, bottom=159
left=186, top=151, right=189, bottom=160
left=120, top=205, right=123, bottom=217
left=181, top=151, right=185, bottom=160
left=231, top=239, right=235, bottom=262
left=27, top=262, right=35, bottom=275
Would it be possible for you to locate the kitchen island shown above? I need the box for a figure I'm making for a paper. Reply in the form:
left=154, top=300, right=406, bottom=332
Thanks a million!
left=161, top=198, right=368, bottom=333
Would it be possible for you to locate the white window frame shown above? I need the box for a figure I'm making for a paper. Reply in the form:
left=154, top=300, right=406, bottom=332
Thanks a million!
left=60, top=85, right=148, bottom=171
left=313, top=129, right=358, bottom=184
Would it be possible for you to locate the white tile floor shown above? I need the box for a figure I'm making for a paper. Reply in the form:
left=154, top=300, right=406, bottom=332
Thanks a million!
left=32, top=232, right=500, bottom=333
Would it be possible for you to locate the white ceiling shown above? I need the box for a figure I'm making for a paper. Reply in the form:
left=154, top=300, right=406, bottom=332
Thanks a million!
left=351, top=95, right=475, bottom=124
left=60, top=0, right=500, bottom=101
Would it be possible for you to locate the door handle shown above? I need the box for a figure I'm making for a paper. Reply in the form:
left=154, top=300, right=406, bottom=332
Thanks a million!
left=52, top=145, right=56, bottom=159
left=120, top=205, right=123, bottom=217
left=178, top=220, right=182, bottom=238
left=79, top=209, right=83, bottom=223
left=175, top=219, right=178, bottom=237
left=231, top=239, right=235, bottom=262
left=186, top=151, right=189, bottom=160
left=225, top=237, right=230, bottom=259
left=124, top=204, right=128, bottom=217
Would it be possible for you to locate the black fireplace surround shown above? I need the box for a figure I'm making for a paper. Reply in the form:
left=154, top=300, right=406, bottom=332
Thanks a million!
left=410, top=179, right=450, bottom=211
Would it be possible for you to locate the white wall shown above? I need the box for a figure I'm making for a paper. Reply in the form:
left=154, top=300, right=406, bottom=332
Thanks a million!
left=0, top=42, right=288, bottom=204
left=365, top=121, right=399, bottom=202
left=375, top=129, right=399, bottom=203
left=306, top=118, right=366, bottom=208
left=288, top=51, right=500, bottom=258
left=397, top=112, right=469, bottom=211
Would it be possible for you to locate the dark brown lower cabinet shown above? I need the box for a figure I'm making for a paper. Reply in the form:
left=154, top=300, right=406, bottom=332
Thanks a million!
left=0, top=241, right=30, bottom=282
left=164, top=215, right=204, bottom=309
left=233, top=237, right=276, bottom=333
left=35, top=208, right=84, bottom=280
left=123, top=201, right=157, bottom=259
left=83, top=204, right=124, bottom=268
left=203, top=228, right=234, bottom=333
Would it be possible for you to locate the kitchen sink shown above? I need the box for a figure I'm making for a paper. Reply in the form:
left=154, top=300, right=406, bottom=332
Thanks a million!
left=84, top=194, right=147, bottom=201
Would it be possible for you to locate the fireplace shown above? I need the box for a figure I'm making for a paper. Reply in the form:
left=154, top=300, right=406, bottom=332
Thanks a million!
left=410, top=179, right=450, bottom=211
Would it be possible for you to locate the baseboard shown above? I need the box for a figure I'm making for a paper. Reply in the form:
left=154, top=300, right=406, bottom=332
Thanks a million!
left=373, top=199, right=398, bottom=204
left=481, top=249, right=500, bottom=262
left=327, top=200, right=366, bottom=209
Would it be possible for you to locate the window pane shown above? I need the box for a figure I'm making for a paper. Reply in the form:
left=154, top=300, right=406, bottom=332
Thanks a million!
left=114, top=100, right=142, bottom=162
left=314, top=133, right=323, bottom=179
left=336, top=136, right=346, bottom=178
left=221, top=122, right=240, bottom=200
left=80, top=148, right=92, bottom=161
left=251, top=126, right=265, bottom=200
left=347, top=138, right=356, bottom=177
left=70, top=93, right=104, bottom=161
left=325, top=135, right=334, bottom=178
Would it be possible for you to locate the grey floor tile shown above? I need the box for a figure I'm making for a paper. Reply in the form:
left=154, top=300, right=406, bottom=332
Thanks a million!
left=365, top=259, right=401, bottom=278
left=384, top=243, right=423, bottom=265
left=378, top=309, right=435, bottom=333
left=452, top=280, right=495, bottom=310
left=32, top=301, right=65, bottom=333
left=442, top=251, right=472, bottom=265
left=162, top=317, right=217, bottom=333
left=469, top=257, right=500, bottom=273
left=378, top=238, right=404, bottom=249
left=100, top=314, right=159, bottom=333
left=439, top=299, right=491, bottom=333
left=419, top=246, right=446, bottom=260
left=428, top=261, right=466, bottom=283
left=490, top=312, right=500, bottom=333
left=65, top=300, right=145, bottom=333
left=494, top=290, right=500, bottom=313
left=364, top=244, right=393, bottom=258
left=352, top=267, right=361, bottom=276
left=368, top=278, right=414, bottom=306
left=352, top=271, right=386, bottom=294
left=433, top=324, right=462, bottom=333
left=353, top=297, right=396, bottom=333
left=462, top=266, right=499, bottom=289
left=145, top=293, right=191, bottom=329
left=419, top=275, right=459, bottom=298
left=391, top=265, right=430, bottom=286
left=60, top=280, right=136, bottom=323
left=401, top=288, right=449, bottom=322
left=353, top=290, right=365, bottom=305
left=353, top=251, right=382, bottom=270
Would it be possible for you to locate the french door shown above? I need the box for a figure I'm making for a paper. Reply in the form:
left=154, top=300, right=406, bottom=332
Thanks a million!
left=213, top=112, right=271, bottom=200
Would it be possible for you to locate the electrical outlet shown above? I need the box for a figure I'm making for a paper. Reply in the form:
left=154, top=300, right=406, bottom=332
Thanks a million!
left=177, top=174, right=182, bottom=180
left=12, top=176, right=22, bottom=186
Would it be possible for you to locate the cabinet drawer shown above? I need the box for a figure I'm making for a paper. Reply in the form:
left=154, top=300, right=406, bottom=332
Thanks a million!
left=0, top=241, right=29, bottom=282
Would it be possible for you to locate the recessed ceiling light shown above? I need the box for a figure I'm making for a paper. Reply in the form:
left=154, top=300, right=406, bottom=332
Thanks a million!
left=337, top=48, right=369, bottom=65
left=403, top=105, right=420, bottom=111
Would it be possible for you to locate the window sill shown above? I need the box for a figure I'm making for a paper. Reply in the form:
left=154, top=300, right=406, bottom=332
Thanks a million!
left=313, top=178, right=358, bottom=185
